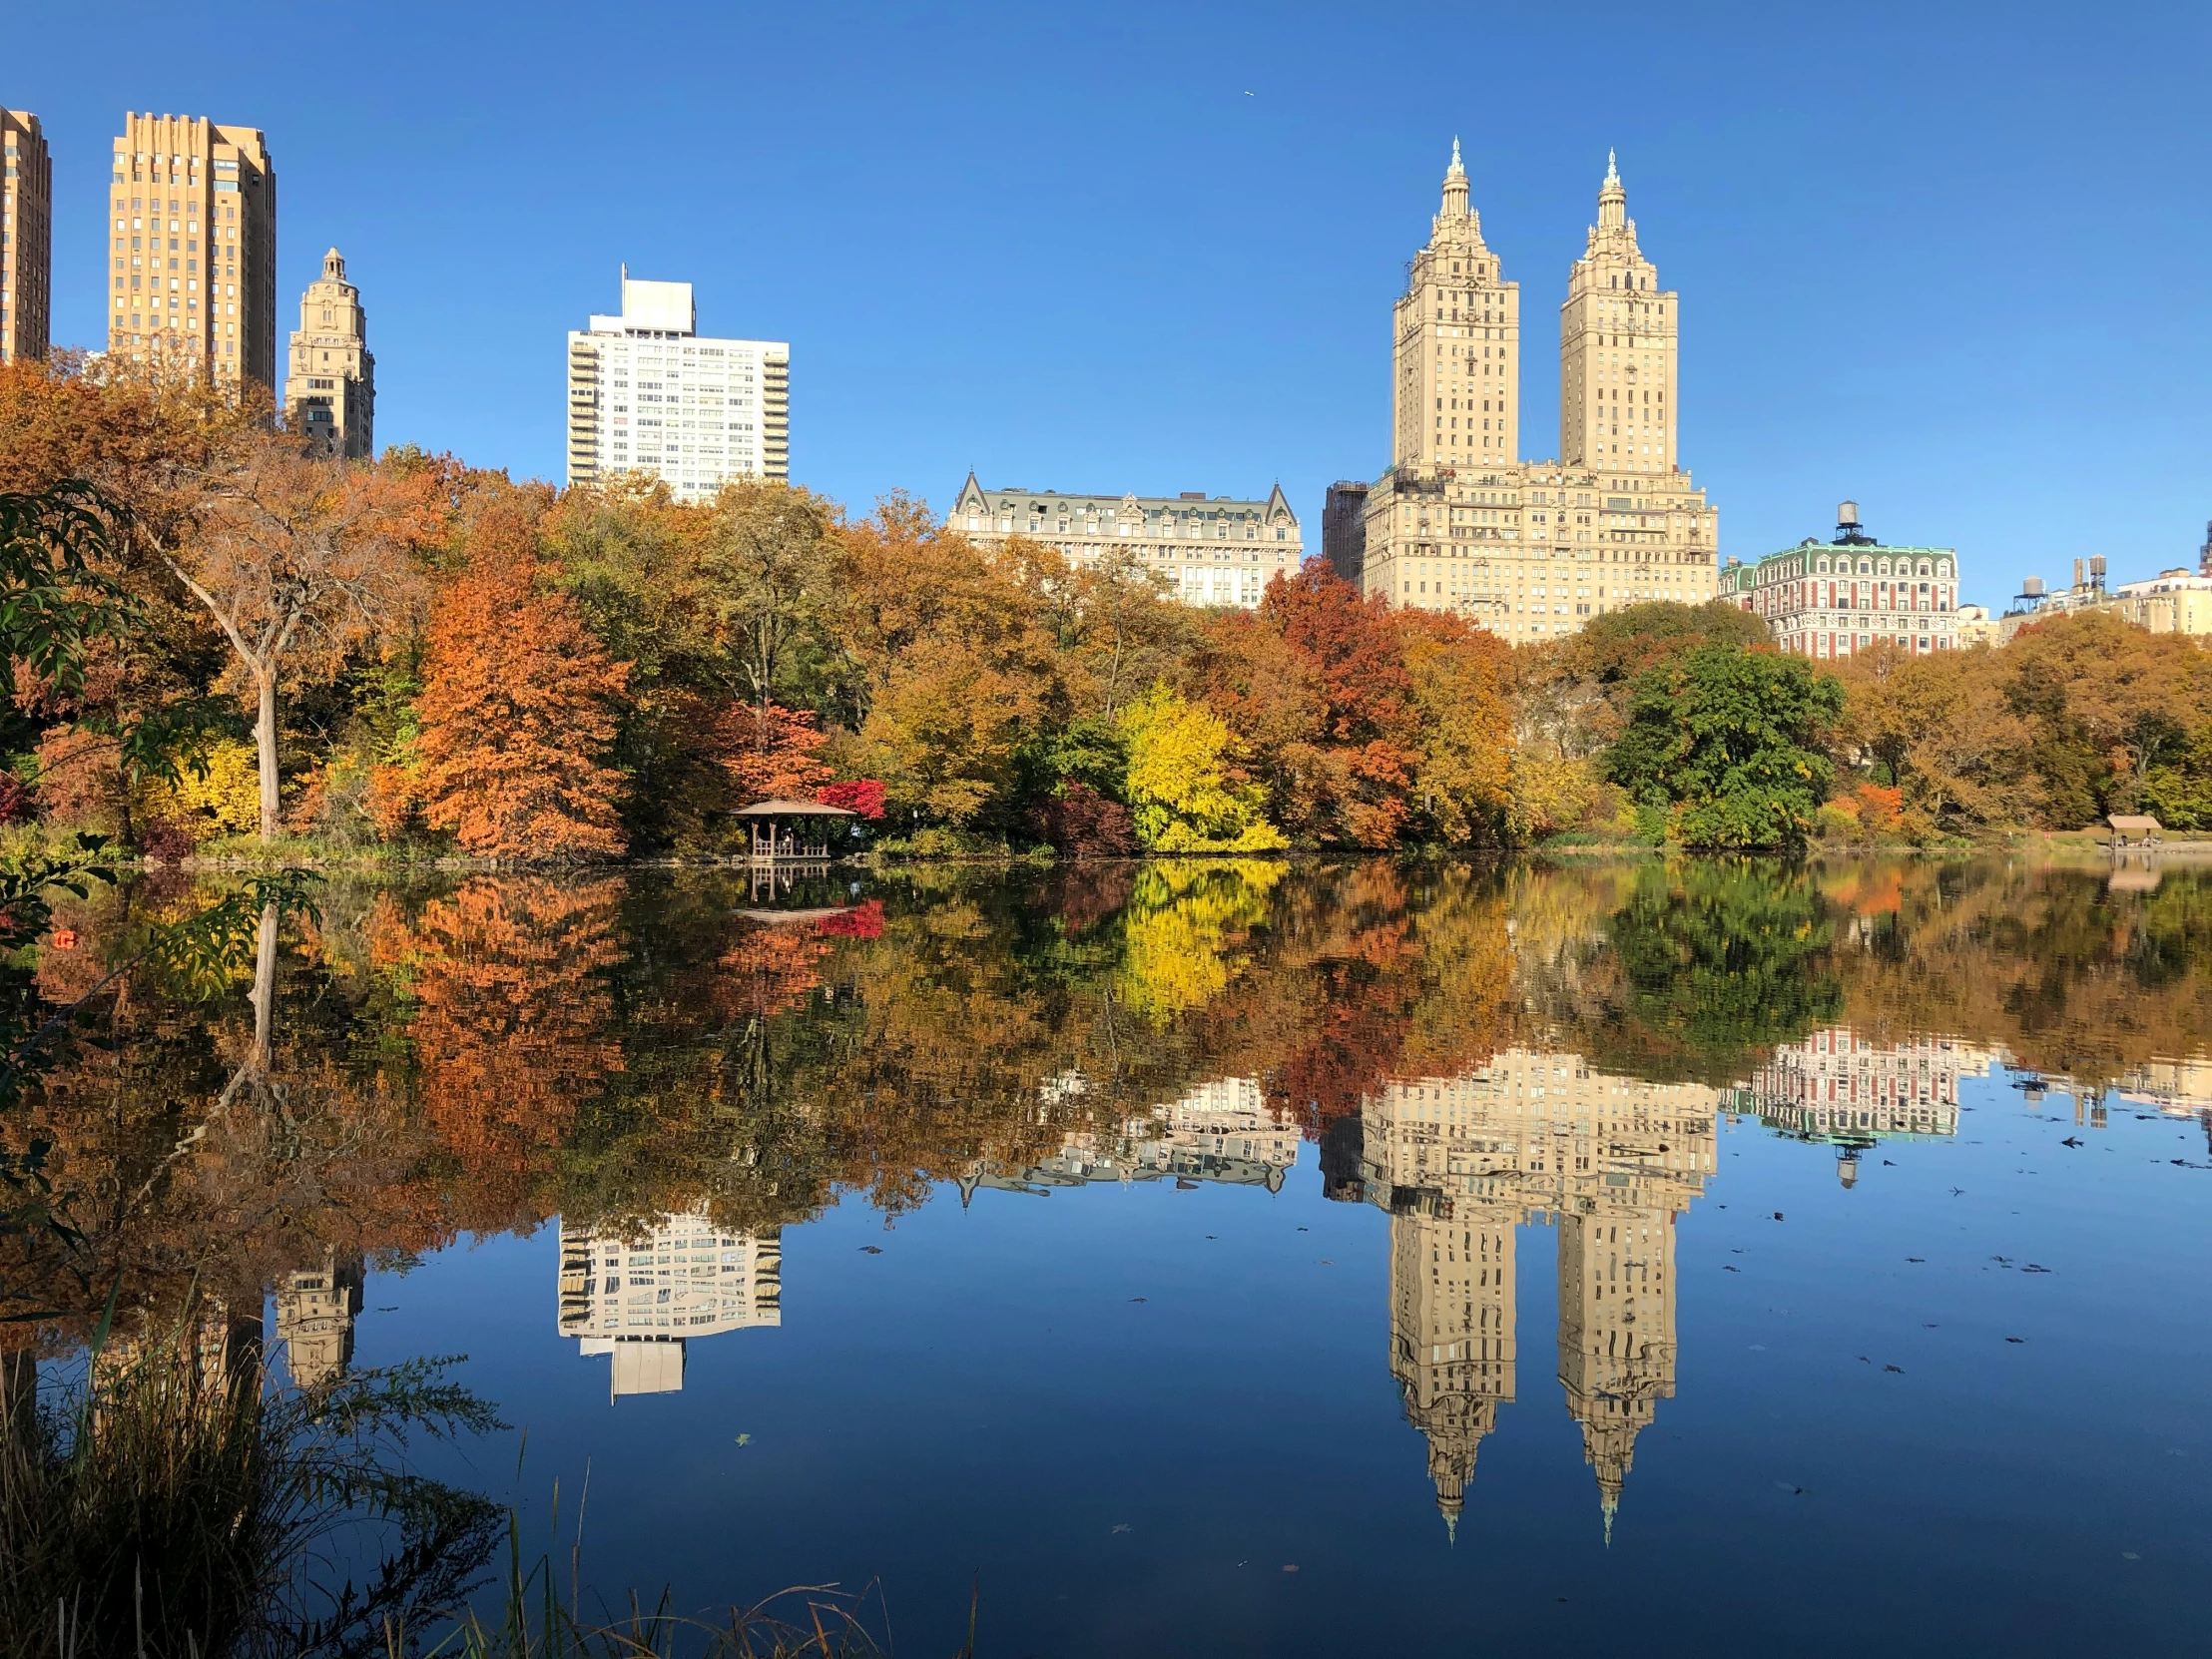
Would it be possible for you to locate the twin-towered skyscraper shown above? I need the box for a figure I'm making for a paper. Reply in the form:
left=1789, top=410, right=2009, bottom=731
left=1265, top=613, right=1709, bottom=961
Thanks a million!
left=1356, top=145, right=1722, bottom=638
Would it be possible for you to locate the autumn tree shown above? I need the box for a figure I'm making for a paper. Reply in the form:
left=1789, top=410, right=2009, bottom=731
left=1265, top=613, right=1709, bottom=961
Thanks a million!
left=1117, top=683, right=1286, bottom=852
left=715, top=700, right=833, bottom=805
left=163, top=433, right=445, bottom=839
left=411, top=497, right=630, bottom=860
left=1395, top=609, right=1514, bottom=842
left=701, top=479, right=837, bottom=746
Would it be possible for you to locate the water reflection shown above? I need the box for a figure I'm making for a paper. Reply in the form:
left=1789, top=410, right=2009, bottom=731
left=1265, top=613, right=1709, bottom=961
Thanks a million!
left=963, top=1077, right=1300, bottom=1199
left=1330, top=1056, right=1715, bottom=1539
left=10, top=852, right=2212, bottom=1614
left=556, top=1215, right=783, bottom=1399
left=1731, top=1028, right=1983, bottom=1185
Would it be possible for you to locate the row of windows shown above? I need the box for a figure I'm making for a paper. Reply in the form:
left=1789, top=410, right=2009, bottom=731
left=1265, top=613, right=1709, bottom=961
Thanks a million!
left=1766, top=554, right=1952, bottom=581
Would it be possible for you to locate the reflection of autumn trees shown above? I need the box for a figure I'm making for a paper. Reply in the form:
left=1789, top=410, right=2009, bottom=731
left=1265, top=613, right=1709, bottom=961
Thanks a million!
left=14, top=856, right=2212, bottom=1350
left=368, top=878, right=627, bottom=1235
left=1810, top=859, right=2212, bottom=1088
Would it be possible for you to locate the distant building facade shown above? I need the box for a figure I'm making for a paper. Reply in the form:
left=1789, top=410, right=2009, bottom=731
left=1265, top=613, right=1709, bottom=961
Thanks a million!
left=2, top=110, right=52, bottom=363
left=946, top=474, right=1302, bottom=610
left=107, top=112, right=276, bottom=387
left=566, top=274, right=790, bottom=498
left=2000, top=556, right=2212, bottom=642
left=284, top=249, right=373, bottom=458
left=1322, top=481, right=1369, bottom=586
left=557, top=1212, right=783, bottom=1401
left=1748, top=504, right=1961, bottom=658
left=1359, top=146, right=1719, bottom=639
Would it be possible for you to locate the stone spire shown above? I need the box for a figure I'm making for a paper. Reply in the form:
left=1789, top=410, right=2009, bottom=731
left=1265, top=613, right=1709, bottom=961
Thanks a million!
left=1441, top=137, right=1469, bottom=219
left=1598, top=149, right=1627, bottom=233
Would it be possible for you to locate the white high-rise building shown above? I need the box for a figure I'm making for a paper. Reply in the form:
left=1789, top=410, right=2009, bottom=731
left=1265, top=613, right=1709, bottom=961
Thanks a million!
left=565, top=272, right=789, bottom=499
left=556, top=1211, right=783, bottom=1401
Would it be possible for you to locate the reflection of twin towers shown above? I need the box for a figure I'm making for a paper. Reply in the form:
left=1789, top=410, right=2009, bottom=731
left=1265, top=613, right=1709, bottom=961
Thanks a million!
left=1328, top=1051, right=1718, bottom=1542
left=1338, top=1035, right=1978, bottom=1538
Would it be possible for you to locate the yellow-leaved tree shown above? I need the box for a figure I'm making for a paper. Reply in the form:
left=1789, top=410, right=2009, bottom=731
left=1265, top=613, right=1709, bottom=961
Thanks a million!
left=1116, top=683, right=1287, bottom=853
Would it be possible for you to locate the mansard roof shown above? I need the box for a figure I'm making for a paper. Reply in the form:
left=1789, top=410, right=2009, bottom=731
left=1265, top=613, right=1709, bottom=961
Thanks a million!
left=952, top=481, right=1299, bottom=524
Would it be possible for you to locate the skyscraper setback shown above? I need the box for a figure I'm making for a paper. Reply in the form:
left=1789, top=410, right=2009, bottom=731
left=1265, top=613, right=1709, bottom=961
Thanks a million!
left=107, top=113, right=276, bottom=388
left=1, top=110, right=51, bottom=363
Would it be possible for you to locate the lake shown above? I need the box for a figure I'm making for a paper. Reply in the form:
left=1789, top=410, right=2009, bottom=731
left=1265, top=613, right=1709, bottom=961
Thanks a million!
left=16, top=855, right=2212, bottom=1655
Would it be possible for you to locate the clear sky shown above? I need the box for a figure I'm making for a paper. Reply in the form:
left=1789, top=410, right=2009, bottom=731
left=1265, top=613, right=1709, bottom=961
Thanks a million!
left=13, top=0, right=2210, bottom=608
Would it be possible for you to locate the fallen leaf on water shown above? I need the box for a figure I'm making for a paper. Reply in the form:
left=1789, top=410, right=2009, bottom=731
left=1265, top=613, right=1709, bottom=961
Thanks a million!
left=1128, top=1297, right=1147, bottom=1304
left=1282, top=1565, right=1300, bottom=1574
left=1319, top=1259, right=1336, bottom=1266
left=1885, top=1365, right=1905, bottom=1374
left=1111, top=1523, right=1131, bottom=1534
left=735, top=1433, right=753, bottom=1446
left=1773, top=1481, right=1803, bottom=1494
left=858, top=1246, right=882, bottom=1255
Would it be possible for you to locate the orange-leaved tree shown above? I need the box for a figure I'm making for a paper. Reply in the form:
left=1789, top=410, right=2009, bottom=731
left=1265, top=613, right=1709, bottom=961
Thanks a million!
left=412, top=496, right=630, bottom=859
left=714, top=700, right=833, bottom=805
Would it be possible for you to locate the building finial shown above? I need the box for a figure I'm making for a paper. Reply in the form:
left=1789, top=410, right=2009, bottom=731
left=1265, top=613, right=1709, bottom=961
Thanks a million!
left=1448, top=136, right=1464, bottom=178
left=1604, top=147, right=1619, bottom=187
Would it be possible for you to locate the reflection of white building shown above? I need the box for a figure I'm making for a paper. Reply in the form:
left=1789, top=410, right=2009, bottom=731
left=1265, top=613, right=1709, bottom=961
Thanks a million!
left=1732, top=1028, right=1986, bottom=1184
left=557, top=1213, right=782, bottom=1400
left=964, top=1077, right=1300, bottom=1199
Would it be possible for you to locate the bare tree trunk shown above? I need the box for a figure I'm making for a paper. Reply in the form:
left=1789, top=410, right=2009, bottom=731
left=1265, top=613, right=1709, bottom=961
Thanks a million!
left=238, top=900, right=279, bottom=1099
left=256, top=672, right=280, bottom=842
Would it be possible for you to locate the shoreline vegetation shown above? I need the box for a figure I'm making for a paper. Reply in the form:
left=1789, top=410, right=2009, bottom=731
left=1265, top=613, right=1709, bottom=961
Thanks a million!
left=1, top=357, right=2210, bottom=868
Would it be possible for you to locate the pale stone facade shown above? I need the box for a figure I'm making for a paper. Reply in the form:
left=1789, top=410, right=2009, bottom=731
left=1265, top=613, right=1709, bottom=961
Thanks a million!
left=284, top=249, right=374, bottom=458
left=106, top=113, right=276, bottom=388
left=2000, top=568, right=2212, bottom=642
left=2, top=111, right=51, bottom=363
left=275, top=1250, right=363, bottom=1386
left=947, top=474, right=1302, bottom=610
left=1361, top=148, right=1719, bottom=639
left=557, top=1212, right=783, bottom=1400
left=567, top=274, right=790, bottom=498
left=1343, top=1052, right=1720, bottom=1537
left=963, top=1076, right=1301, bottom=1197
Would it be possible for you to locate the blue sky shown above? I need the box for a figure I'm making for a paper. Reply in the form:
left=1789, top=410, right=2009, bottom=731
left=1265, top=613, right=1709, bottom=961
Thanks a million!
left=14, top=0, right=2209, bottom=609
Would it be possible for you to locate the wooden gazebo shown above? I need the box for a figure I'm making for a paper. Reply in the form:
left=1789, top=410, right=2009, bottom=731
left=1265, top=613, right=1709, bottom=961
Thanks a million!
left=2108, top=814, right=2163, bottom=850
left=735, top=800, right=857, bottom=864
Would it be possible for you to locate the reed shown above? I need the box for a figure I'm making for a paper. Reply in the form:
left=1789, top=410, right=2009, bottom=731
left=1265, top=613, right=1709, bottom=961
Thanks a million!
left=0, top=1300, right=502, bottom=1659
left=414, top=1511, right=979, bottom=1659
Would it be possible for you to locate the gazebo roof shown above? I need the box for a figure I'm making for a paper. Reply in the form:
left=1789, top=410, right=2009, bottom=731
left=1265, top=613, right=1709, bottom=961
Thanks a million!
left=733, top=799, right=858, bottom=818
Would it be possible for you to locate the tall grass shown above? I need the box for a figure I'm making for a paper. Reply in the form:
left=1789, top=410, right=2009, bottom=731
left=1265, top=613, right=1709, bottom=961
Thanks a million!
left=413, top=1505, right=979, bottom=1659
left=0, top=1298, right=502, bottom=1659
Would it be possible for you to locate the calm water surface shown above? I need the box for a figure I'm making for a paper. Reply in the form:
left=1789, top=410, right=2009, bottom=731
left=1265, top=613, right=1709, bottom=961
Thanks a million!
left=21, top=857, right=2212, bottom=1655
